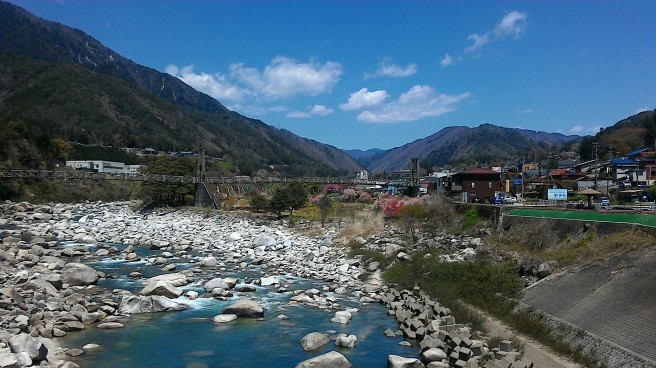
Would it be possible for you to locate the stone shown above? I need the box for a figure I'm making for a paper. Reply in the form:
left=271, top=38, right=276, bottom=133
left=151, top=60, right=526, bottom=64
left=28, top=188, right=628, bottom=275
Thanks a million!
left=499, top=340, right=513, bottom=352
left=139, top=281, right=183, bottom=298
left=300, top=332, right=329, bottom=352
left=200, top=256, right=218, bottom=267
left=335, top=334, right=358, bottom=348
left=61, top=262, right=98, bottom=286
left=260, top=276, right=279, bottom=286
left=295, top=351, right=352, bottom=368
left=0, top=351, right=18, bottom=367
left=118, top=295, right=189, bottom=314
left=331, top=310, right=352, bottom=324
left=212, top=314, right=238, bottom=323
left=204, top=278, right=231, bottom=292
left=221, top=298, right=264, bottom=318
left=421, top=348, right=447, bottom=364
left=387, top=354, right=424, bottom=368
left=8, top=333, right=48, bottom=362
left=148, top=273, right=189, bottom=287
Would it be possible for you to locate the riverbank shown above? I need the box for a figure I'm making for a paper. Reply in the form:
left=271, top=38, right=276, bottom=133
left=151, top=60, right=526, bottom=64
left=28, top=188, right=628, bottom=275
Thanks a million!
left=0, top=201, right=537, bottom=368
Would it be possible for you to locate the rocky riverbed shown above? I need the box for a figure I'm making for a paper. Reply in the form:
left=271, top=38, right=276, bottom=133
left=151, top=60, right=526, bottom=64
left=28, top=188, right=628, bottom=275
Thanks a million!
left=0, top=201, right=532, bottom=368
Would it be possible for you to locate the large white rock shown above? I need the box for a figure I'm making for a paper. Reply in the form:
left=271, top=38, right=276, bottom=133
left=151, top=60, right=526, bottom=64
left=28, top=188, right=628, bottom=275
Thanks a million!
left=259, top=276, right=280, bottom=286
left=335, top=334, right=358, bottom=348
left=212, top=314, right=238, bottom=323
left=148, top=273, right=190, bottom=287
left=118, top=295, right=189, bottom=314
left=387, top=355, right=424, bottom=368
left=204, top=278, right=230, bottom=292
left=61, top=262, right=98, bottom=286
left=420, top=348, right=447, bottom=364
left=221, top=298, right=264, bottom=318
left=138, top=281, right=182, bottom=298
left=331, top=310, right=352, bottom=324
left=295, top=351, right=352, bottom=368
left=8, top=333, right=48, bottom=362
left=300, top=332, right=328, bottom=352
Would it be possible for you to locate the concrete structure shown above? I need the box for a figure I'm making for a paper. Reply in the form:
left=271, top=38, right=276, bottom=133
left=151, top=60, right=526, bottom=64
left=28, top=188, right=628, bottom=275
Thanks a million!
left=66, top=160, right=142, bottom=174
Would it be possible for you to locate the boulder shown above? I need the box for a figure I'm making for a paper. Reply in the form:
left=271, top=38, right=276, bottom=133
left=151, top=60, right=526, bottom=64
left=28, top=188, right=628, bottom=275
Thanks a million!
left=204, top=278, right=231, bottom=292
left=200, top=256, right=218, bottom=267
left=295, top=351, right=352, bottom=368
left=259, top=276, right=279, bottom=286
left=300, top=332, right=328, bottom=352
left=221, top=298, right=264, bottom=318
left=420, top=348, right=447, bottom=364
left=61, top=262, right=98, bottom=286
left=0, top=351, right=18, bottom=367
left=335, top=334, right=358, bottom=348
left=97, top=322, right=124, bottom=329
left=254, top=235, right=276, bottom=248
left=331, top=310, right=352, bottom=324
left=147, top=273, right=189, bottom=287
left=212, top=314, right=238, bottom=323
left=139, top=281, right=183, bottom=298
left=8, top=333, right=48, bottom=362
left=387, top=355, right=424, bottom=368
left=118, top=295, right=189, bottom=314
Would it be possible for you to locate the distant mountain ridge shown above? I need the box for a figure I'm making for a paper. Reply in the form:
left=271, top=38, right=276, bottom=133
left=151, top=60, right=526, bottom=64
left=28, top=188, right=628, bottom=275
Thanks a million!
left=0, top=1, right=362, bottom=176
left=360, top=124, right=580, bottom=172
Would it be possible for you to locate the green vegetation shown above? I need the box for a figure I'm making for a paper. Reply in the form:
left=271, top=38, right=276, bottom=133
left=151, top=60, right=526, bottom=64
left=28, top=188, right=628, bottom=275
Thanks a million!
left=131, top=157, right=196, bottom=208
left=509, top=208, right=656, bottom=228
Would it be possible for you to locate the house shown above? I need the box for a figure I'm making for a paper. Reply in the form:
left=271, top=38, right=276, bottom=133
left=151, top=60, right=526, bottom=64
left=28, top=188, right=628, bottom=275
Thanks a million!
left=66, top=160, right=142, bottom=174
left=448, top=167, right=502, bottom=202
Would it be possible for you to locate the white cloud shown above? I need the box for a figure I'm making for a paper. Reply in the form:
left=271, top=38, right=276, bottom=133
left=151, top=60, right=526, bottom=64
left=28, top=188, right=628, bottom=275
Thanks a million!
left=516, top=108, right=534, bottom=115
left=166, top=64, right=249, bottom=102
left=167, top=56, right=342, bottom=113
left=339, top=88, right=389, bottom=111
left=635, top=106, right=652, bottom=114
left=368, top=60, right=417, bottom=78
left=494, top=11, right=527, bottom=39
left=286, top=104, right=334, bottom=119
left=310, top=105, right=334, bottom=116
left=268, top=105, right=288, bottom=112
left=588, top=126, right=603, bottom=134
left=466, top=33, right=490, bottom=53
left=286, top=111, right=310, bottom=118
left=356, top=85, right=471, bottom=123
left=440, top=53, right=454, bottom=68
left=446, top=10, right=527, bottom=61
left=230, top=56, right=343, bottom=100
left=569, top=125, right=584, bottom=134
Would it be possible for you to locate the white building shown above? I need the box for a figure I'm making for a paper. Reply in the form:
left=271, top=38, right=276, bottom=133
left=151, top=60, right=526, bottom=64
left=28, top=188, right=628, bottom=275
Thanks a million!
left=356, top=170, right=368, bottom=180
left=66, top=160, right=142, bottom=174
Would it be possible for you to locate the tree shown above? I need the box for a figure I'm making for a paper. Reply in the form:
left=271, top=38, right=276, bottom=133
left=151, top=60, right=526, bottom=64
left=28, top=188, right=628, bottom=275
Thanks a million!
left=396, top=204, right=425, bottom=239
left=286, top=182, right=307, bottom=215
left=269, top=187, right=291, bottom=215
left=133, top=157, right=196, bottom=207
left=250, top=194, right=269, bottom=212
left=317, top=195, right=333, bottom=227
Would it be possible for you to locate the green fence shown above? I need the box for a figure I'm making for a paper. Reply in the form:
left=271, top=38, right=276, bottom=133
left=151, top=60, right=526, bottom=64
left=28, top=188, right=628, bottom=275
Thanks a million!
left=508, top=208, right=656, bottom=228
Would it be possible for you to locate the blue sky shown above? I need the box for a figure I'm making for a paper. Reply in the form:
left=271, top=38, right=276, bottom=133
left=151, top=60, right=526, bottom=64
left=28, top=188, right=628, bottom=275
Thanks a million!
left=10, top=0, right=656, bottom=150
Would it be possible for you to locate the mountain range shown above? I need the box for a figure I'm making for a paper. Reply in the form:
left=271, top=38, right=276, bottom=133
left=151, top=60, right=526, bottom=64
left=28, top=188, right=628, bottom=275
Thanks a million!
left=1, top=1, right=652, bottom=177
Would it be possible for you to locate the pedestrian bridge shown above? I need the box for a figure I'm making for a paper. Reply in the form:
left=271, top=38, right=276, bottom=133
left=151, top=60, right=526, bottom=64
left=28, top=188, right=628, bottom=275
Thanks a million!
left=0, top=169, right=380, bottom=185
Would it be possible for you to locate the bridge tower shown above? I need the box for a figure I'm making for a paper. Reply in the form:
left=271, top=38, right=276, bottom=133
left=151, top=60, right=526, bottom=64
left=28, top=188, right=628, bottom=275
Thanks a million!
left=194, top=142, right=219, bottom=208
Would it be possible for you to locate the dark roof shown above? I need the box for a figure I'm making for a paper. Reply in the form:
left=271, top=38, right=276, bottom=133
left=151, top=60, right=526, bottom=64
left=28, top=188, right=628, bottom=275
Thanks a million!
left=463, top=167, right=498, bottom=174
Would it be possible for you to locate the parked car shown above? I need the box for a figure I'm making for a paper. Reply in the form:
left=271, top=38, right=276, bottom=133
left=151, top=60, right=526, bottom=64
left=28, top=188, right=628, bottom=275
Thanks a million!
left=492, top=197, right=504, bottom=205
left=503, top=196, right=517, bottom=204
left=596, top=197, right=610, bottom=208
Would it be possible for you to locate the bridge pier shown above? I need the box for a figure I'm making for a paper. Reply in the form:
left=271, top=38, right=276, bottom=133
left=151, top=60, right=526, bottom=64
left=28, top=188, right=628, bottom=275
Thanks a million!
left=195, top=182, right=220, bottom=209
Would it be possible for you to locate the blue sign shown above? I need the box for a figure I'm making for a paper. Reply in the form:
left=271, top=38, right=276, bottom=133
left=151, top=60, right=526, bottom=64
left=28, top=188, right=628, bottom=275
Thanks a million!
left=547, top=189, right=568, bottom=201
left=512, top=179, right=522, bottom=185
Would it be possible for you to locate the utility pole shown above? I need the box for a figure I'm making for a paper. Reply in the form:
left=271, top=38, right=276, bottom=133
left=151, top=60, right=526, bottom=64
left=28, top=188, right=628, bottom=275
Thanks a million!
left=593, top=141, right=599, bottom=189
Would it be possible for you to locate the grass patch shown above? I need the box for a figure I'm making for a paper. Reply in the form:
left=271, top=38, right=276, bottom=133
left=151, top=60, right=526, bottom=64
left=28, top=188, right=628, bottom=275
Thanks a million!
left=347, top=240, right=394, bottom=270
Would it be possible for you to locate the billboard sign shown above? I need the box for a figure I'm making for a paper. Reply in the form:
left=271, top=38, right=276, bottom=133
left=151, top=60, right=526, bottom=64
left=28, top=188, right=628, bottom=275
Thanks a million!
left=547, top=189, right=568, bottom=201
left=512, top=178, right=522, bottom=185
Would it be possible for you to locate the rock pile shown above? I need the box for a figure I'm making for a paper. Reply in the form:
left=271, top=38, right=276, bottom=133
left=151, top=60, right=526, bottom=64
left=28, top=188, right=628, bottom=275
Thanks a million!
left=380, top=287, right=534, bottom=368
